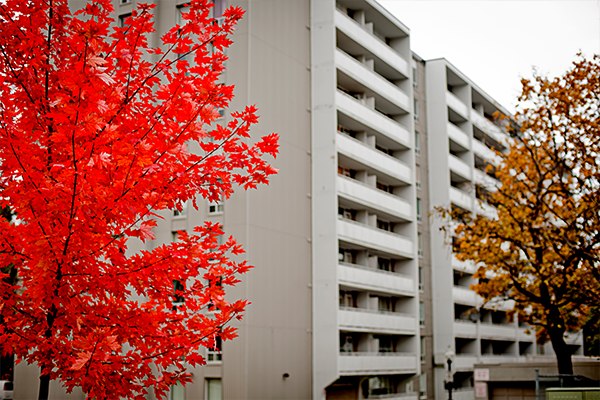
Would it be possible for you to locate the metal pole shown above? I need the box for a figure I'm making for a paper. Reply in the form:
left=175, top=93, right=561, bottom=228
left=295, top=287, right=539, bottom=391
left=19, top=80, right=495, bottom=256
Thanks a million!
left=448, top=359, right=453, bottom=400
left=535, top=369, right=540, bottom=400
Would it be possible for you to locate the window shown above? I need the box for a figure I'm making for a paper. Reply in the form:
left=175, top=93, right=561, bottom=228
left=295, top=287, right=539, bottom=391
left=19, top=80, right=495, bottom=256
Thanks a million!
left=418, top=267, right=423, bottom=291
left=420, top=373, right=427, bottom=398
left=377, top=335, right=393, bottom=353
left=173, top=201, right=187, bottom=217
left=208, top=200, right=223, bottom=215
left=369, top=376, right=393, bottom=396
left=206, top=378, right=222, bottom=400
left=377, top=257, right=391, bottom=272
left=339, top=290, right=356, bottom=308
left=419, top=301, right=425, bottom=326
left=414, top=98, right=419, bottom=121
left=416, top=198, right=422, bottom=222
left=413, top=65, right=418, bottom=88
left=340, top=332, right=354, bottom=353
left=415, top=131, right=420, bottom=155
left=420, top=337, right=425, bottom=362
left=172, top=230, right=184, bottom=242
left=171, top=382, right=184, bottom=400
left=406, top=380, right=414, bottom=393
left=173, top=278, right=185, bottom=306
left=415, top=164, right=421, bottom=188
left=119, top=13, right=132, bottom=28
left=418, top=232, right=423, bottom=257
left=207, top=335, right=222, bottom=362
left=378, top=296, right=391, bottom=312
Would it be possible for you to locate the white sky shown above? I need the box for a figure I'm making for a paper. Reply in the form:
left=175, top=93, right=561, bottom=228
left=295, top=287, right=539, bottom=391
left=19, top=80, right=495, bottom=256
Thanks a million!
left=379, top=0, right=600, bottom=113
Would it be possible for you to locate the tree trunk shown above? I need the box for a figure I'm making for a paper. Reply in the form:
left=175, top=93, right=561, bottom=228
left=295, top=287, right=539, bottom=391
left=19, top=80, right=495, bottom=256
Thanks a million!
left=548, top=326, right=574, bottom=375
left=39, top=373, right=50, bottom=400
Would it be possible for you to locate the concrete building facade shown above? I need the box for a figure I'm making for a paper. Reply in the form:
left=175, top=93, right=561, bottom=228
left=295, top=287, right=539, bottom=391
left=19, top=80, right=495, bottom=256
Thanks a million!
left=424, top=58, right=586, bottom=400
left=11, top=1, right=592, bottom=400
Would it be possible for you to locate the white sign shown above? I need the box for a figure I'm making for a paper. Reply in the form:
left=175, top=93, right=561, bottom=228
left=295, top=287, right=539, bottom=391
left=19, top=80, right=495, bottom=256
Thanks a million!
left=475, top=382, right=488, bottom=398
left=474, top=368, right=489, bottom=381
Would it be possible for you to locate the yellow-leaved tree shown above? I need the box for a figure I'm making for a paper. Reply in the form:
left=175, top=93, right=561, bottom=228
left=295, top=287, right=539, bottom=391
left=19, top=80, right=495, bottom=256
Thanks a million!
left=445, top=54, right=600, bottom=375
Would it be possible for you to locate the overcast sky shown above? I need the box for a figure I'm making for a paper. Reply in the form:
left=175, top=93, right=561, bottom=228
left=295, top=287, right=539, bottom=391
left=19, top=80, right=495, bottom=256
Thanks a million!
left=378, top=1, right=600, bottom=113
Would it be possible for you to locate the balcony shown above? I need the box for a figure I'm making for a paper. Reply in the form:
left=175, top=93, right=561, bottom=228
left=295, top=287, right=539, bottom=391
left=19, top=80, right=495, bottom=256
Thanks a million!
left=479, top=355, right=519, bottom=364
left=449, top=186, right=472, bottom=210
left=339, top=352, right=417, bottom=375
left=370, top=394, right=418, bottom=400
left=336, top=49, right=410, bottom=114
left=337, top=218, right=413, bottom=258
left=475, top=200, right=497, bottom=219
left=338, top=307, right=417, bottom=335
left=452, top=286, right=483, bottom=307
left=470, top=109, right=505, bottom=141
left=337, top=132, right=412, bottom=185
left=448, top=154, right=472, bottom=181
left=480, top=323, right=517, bottom=341
left=452, top=256, right=477, bottom=275
left=338, top=262, right=415, bottom=296
left=454, top=320, right=477, bottom=338
left=446, top=91, right=469, bottom=120
left=472, top=139, right=498, bottom=164
left=337, top=175, right=412, bottom=221
left=334, top=9, right=409, bottom=78
left=336, top=90, right=410, bottom=147
left=453, top=355, right=478, bottom=371
left=473, top=168, right=497, bottom=190
left=448, top=122, right=470, bottom=151
left=453, top=388, right=475, bottom=400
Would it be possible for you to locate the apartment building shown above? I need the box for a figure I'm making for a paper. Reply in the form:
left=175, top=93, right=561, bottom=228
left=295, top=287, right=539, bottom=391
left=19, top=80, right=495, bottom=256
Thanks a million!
left=313, top=1, right=420, bottom=398
left=425, top=58, right=585, bottom=400
left=11, top=1, right=584, bottom=400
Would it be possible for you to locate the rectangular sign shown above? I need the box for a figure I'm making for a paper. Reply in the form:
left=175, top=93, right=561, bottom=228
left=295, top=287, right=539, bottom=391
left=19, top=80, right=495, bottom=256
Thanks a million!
left=475, top=382, right=488, bottom=398
left=474, top=368, right=489, bottom=381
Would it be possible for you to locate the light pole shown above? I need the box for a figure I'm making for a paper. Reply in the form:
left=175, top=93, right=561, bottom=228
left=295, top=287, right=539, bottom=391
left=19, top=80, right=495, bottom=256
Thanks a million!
left=444, top=347, right=455, bottom=400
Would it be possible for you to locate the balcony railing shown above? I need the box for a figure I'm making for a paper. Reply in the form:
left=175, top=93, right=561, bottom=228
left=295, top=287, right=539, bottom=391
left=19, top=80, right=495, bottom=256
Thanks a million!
left=339, top=306, right=417, bottom=334
left=446, top=91, right=469, bottom=119
left=337, top=175, right=412, bottom=221
left=338, top=261, right=415, bottom=296
left=336, top=48, right=410, bottom=114
left=337, top=132, right=412, bottom=185
left=336, top=90, right=410, bottom=147
left=334, top=9, right=409, bottom=77
left=337, top=218, right=413, bottom=258
left=339, top=352, right=417, bottom=375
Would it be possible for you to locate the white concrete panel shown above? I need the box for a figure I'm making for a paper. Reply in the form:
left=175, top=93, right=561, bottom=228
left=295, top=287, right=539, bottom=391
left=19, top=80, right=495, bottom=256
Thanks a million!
left=334, top=10, right=409, bottom=77
left=449, top=186, right=472, bottom=210
left=337, top=175, right=412, bottom=221
left=479, top=323, right=518, bottom=341
left=336, top=91, right=410, bottom=147
left=454, top=321, right=477, bottom=338
left=473, top=168, right=498, bottom=190
left=452, top=256, right=477, bottom=274
left=337, top=133, right=412, bottom=184
left=339, top=308, right=417, bottom=334
left=453, top=355, right=478, bottom=371
left=470, top=109, right=505, bottom=142
left=446, top=91, right=469, bottom=120
left=452, top=286, right=483, bottom=307
left=448, top=122, right=471, bottom=150
left=472, top=139, right=497, bottom=164
left=336, top=49, right=410, bottom=112
left=448, top=154, right=472, bottom=181
left=337, top=218, right=413, bottom=258
left=339, top=353, right=417, bottom=374
left=453, top=388, right=475, bottom=400
left=338, top=262, right=415, bottom=296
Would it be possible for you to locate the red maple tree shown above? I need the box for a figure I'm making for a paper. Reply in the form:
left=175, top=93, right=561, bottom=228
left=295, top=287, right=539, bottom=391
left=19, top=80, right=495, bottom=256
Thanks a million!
left=0, top=0, right=278, bottom=399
